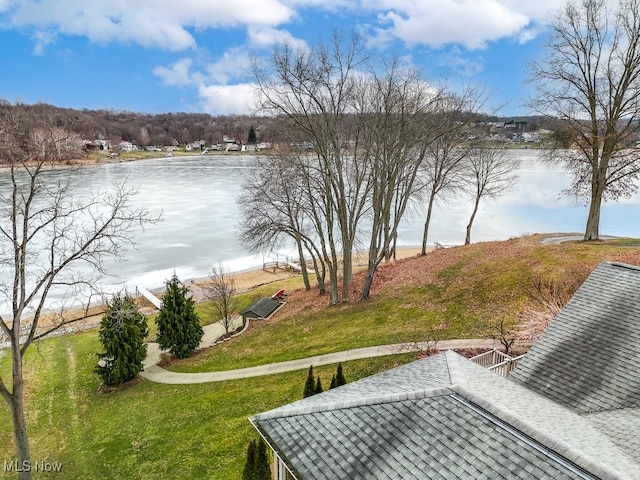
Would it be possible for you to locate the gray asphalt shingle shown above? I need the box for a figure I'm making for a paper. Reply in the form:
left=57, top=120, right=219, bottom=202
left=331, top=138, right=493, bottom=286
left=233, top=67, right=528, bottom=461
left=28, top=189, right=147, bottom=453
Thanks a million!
left=256, top=394, right=593, bottom=480
left=510, top=261, right=640, bottom=414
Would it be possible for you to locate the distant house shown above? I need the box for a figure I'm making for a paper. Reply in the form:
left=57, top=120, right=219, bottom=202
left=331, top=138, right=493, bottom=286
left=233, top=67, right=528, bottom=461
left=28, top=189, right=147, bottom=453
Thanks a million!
left=251, top=261, right=640, bottom=479
left=185, top=140, right=205, bottom=151
left=118, top=141, right=136, bottom=152
left=240, top=297, right=283, bottom=324
left=84, top=139, right=111, bottom=151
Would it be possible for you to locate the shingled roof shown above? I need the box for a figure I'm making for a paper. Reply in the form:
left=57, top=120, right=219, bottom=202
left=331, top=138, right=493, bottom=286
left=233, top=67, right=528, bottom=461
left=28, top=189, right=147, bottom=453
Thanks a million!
left=240, top=297, right=282, bottom=320
left=510, top=261, right=640, bottom=414
left=251, top=261, right=640, bottom=479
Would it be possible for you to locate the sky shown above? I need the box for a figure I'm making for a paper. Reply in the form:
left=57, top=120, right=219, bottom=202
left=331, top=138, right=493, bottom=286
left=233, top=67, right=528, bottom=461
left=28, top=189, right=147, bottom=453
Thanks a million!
left=0, top=0, right=571, bottom=117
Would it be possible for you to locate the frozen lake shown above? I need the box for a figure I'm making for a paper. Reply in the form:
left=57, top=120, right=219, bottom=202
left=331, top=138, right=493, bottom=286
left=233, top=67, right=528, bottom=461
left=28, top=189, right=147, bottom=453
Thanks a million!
left=1, top=150, right=639, bottom=310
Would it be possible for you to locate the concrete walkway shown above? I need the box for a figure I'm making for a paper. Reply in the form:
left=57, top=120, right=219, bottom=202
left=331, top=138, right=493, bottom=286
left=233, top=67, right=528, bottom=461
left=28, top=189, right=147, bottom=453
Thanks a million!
left=142, top=314, right=244, bottom=370
left=141, top=336, right=496, bottom=385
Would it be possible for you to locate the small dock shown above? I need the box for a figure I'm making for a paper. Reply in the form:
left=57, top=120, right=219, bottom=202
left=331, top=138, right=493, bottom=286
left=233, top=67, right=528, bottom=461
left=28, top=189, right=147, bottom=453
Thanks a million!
left=263, top=253, right=314, bottom=274
left=137, top=287, right=162, bottom=309
left=285, top=261, right=315, bottom=274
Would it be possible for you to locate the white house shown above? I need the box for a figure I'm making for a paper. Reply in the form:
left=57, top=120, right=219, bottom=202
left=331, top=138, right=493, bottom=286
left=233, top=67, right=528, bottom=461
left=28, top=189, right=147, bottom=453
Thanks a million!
left=118, top=141, right=136, bottom=152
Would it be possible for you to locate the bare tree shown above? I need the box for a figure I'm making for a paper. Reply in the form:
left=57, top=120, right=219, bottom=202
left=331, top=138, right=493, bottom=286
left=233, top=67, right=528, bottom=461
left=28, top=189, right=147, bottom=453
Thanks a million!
left=463, top=147, right=518, bottom=245
left=203, top=263, right=242, bottom=335
left=418, top=88, right=489, bottom=255
left=529, top=0, right=640, bottom=240
left=493, top=318, right=516, bottom=355
left=355, top=61, right=440, bottom=299
left=394, top=320, right=441, bottom=357
left=0, top=106, right=157, bottom=479
left=254, top=30, right=370, bottom=304
left=237, top=153, right=326, bottom=293
left=419, top=127, right=468, bottom=254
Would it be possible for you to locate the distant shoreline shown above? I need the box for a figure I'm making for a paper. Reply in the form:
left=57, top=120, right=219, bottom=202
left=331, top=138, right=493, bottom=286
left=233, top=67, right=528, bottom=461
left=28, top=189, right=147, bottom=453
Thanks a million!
left=0, top=150, right=259, bottom=171
left=163, top=245, right=430, bottom=300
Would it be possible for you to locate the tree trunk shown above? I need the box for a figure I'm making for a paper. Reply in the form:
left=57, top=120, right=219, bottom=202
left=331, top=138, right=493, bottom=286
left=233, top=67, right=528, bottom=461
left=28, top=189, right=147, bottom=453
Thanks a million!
left=328, top=272, right=339, bottom=305
left=421, top=193, right=436, bottom=255
left=391, top=235, right=397, bottom=261
left=327, top=248, right=339, bottom=305
left=10, top=349, right=32, bottom=480
left=584, top=187, right=603, bottom=241
left=295, top=237, right=311, bottom=290
left=360, top=239, right=380, bottom=300
left=309, top=254, right=326, bottom=295
left=361, top=269, right=375, bottom=300
left=316, top=273, right=326, bottom=295
left=465, top=195, right=481, bottom=245
left=341, top=245, right=353, bottom=303
left=12, top=403, right=32, bottom=480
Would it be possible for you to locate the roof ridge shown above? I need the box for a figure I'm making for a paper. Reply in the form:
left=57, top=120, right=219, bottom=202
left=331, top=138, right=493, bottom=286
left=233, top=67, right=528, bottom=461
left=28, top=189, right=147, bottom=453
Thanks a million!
left=252, top=351, right=474, bottom=421
left=605, top=260, right=640, bottom=272
left=444, top=349, right=468, bottom=386
left=251, top=386, right=454, bottom=421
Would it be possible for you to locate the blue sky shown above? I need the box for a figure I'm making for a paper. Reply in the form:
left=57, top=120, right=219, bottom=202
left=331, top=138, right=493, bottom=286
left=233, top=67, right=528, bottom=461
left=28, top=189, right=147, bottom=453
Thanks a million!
left=0, top=0, right=568, bottom=117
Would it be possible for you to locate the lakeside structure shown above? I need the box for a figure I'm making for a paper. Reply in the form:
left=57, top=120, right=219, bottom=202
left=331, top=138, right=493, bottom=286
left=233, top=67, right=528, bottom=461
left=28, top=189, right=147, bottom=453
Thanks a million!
left=251, top=261, right=640, bottom=479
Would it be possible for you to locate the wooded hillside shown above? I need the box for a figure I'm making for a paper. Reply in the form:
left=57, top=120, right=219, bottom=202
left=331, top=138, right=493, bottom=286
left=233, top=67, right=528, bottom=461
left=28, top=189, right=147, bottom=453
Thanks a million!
left=0, top=99, right=554, bottom=149
left=0, top=100, right=285, bottom=147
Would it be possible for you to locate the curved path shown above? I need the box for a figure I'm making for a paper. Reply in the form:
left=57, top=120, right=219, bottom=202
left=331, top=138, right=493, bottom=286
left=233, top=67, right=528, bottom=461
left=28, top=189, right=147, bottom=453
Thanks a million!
left=539, top=234, right=618, bottom=245
left=140, top=336, right=496, bottom=384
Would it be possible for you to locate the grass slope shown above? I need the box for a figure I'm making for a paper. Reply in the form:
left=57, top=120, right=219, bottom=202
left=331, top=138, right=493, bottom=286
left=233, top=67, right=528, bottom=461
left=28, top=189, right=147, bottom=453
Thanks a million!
left=1, top=235, right=639, bottom=479
left=172, top=235, right=640, bottom=372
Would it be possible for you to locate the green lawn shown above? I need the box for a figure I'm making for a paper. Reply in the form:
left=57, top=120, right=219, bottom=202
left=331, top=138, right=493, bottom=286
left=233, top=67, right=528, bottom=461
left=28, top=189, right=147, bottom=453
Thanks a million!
left=0, top=330, right=414, bottom=479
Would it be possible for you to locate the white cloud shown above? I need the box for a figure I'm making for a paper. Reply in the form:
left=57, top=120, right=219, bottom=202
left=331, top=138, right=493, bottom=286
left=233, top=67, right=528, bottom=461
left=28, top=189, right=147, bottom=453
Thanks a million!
left=198, top=83, right=259, bottom=115
left=31, top=30, right=56, bottom=55
left=518, top=27, right=542, bottom=45
left=153, top=58, right=204, bottom=86
left=499, top=1, right=567, bottom=23
left=154, top=46, right=254, bottom=87
left=204, top=48, right=254, bottom=84
left=5, top=0, right=294, bottom=50
left=370, top=0, right=530, bottom=49
left=0, top=0, right=14, bottom=12
left=283, top=0, right=358, bottom=12
left=154, top=50, right=258, bottom=114
left=1, top=0, right=574, bottom=55
left=247, top=26, right=308, bottom=51
left=438, top=49, right=485, bottom=76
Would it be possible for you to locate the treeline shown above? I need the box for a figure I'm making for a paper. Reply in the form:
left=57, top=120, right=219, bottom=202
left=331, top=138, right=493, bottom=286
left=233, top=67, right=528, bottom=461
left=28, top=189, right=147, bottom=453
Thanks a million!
left=0, top=98, right=555, bottom=149
left=0, top=98, right=286, bottom=147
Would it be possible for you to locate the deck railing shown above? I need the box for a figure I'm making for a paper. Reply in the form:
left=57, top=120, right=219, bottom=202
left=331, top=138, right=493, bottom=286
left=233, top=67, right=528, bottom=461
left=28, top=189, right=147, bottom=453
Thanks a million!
left=471, top=349, right=525, bottom=377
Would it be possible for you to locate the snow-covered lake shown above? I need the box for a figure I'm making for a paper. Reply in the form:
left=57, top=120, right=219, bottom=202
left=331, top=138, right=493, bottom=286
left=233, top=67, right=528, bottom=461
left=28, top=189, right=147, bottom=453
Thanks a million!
left=1, top=150, right=638, bottom=313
